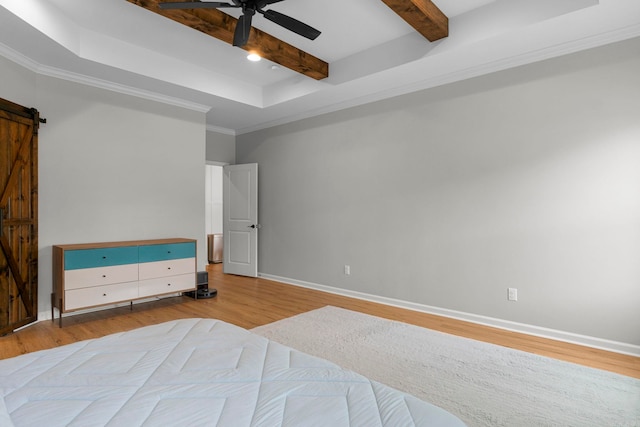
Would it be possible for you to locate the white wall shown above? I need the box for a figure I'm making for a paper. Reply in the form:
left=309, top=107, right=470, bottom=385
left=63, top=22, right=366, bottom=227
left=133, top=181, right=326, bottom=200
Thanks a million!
left=206, top=130, right=235, bottom=164
left=236, top=37, right=640, bottom=348
left=1, top=56, right=207, bottom=318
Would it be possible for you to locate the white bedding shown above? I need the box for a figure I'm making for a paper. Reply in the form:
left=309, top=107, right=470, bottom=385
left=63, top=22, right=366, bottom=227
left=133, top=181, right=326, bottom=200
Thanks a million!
left=0, top=318, right=466, bottom=426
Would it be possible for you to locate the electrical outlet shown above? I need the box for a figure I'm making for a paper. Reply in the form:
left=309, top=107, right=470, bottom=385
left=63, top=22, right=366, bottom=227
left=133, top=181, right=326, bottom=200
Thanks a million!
left=508, top=288, right=518, bottom=301
left=344, top=265, right=351, bottom=275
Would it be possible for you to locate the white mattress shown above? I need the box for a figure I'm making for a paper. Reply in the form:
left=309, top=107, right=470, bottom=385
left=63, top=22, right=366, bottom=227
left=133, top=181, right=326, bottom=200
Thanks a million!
left=0, top=318, right=466, bottom=426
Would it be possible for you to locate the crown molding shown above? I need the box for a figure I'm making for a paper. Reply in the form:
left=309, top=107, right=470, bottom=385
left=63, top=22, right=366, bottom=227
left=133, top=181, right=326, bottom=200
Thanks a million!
left=0, top=42, right=211, bottom=114
left=0, top=40, right=40, bottom=71
left=235, top=24, right=640, bottom=135
left=3, top=21, right=639, bottom=136
left=206, top=124, right=236, bottom=136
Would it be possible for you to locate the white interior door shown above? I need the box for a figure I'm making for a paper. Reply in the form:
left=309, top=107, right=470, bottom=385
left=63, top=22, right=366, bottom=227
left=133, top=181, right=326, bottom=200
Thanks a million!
left=223, top=163, right=258, bottom=277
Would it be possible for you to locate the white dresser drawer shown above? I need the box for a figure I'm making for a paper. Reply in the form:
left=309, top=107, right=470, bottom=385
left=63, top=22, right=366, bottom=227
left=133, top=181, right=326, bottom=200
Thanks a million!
left=138, top=273, right=195, bottom=298
left=64, top=264, right=139, bottom=290
left=138, top=258, right=195, bottom=281
left=65, top=281, right=138, bottom=311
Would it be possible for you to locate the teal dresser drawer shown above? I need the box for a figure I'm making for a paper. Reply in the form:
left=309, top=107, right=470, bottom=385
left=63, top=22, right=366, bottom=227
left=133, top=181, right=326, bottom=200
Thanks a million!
left=65, top=246, right=139, bottom=270
left=138, top=242, right=196, bottom=263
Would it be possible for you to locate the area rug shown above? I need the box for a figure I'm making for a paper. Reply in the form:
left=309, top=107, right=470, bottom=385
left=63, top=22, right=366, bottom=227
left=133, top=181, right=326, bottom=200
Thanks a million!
left=251, top=306, right=640, bottom=427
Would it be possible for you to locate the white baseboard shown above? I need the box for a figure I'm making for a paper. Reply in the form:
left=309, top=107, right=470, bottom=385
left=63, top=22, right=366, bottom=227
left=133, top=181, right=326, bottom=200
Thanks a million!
left=259, top=273, right=640, bottom=357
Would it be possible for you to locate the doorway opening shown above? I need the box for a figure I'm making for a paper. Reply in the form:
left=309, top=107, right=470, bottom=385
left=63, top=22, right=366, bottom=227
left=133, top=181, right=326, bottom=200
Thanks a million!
left=205, top=163, right=224, bottom=264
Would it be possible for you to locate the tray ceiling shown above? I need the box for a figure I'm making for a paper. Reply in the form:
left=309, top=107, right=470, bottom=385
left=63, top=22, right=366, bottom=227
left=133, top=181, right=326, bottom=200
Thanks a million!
left=0, top=0, right=639, bottom=134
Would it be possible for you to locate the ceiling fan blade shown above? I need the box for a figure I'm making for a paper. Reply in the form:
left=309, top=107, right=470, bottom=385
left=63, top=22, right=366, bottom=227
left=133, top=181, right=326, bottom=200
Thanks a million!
left=262, top=10, right=321, bottom=40
left=233, top=12, right=254, bottom=47
left=158, top=1, right=237, bottom=10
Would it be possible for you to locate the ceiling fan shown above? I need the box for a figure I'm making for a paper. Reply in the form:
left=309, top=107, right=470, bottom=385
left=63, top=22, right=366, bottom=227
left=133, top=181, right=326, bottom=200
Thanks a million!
left=158, top=0, right=321, bottom=47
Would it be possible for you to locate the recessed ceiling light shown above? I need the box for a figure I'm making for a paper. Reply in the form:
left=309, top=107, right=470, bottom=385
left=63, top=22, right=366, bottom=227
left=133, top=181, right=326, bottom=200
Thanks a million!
left=247, top=53, right=261, bottom=62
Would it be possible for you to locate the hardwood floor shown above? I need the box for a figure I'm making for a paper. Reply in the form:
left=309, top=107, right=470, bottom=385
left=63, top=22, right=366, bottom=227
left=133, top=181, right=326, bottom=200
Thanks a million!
left=2, top=263, right=639, bottom=379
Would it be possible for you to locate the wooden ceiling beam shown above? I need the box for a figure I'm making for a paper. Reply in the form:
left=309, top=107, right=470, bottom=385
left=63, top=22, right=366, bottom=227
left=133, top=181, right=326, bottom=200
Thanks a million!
left=126, top=0, right=328, bottom=80
left=381, top=0, right=448, bottom=42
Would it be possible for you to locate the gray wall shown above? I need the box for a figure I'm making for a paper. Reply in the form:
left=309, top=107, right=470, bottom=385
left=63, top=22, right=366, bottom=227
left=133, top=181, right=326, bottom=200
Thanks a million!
left=206, top=130, right=235, bottom=164
left=1, top=55, right=207, bottom=319
left=237, top=37, right=640, bottom=346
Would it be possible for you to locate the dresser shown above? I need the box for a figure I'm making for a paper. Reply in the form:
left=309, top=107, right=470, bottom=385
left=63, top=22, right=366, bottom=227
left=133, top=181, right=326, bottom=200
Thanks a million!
left=52, top=238, right=197, bottom=326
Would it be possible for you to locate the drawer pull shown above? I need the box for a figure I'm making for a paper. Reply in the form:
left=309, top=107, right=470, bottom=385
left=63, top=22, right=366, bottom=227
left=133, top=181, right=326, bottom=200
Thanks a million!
left=167, top=267, right=171, bottom=270
left=103, top=293, right=107, bottom=297
left=167, top=283, right=171, bottom=286
left=102, top=275, right=107, bottom=278
left=102, top=256, right=107, bottom=259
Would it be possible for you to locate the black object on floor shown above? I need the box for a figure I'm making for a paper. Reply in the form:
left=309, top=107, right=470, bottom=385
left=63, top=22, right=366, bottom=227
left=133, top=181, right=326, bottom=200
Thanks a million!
left=184, top=288, right=218, bottom=299
left=184, top=271, right=217, bottom=299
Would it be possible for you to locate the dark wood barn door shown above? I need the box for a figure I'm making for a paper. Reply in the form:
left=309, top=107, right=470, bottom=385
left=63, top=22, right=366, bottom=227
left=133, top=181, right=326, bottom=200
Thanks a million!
left=0, top=97, right=39, bottom=335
